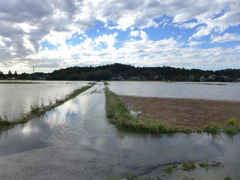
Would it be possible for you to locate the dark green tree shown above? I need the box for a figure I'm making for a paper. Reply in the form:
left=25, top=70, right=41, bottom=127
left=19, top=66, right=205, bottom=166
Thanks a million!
left=8, top=70, right=13, bottom=78
left=14, top=71, right=18, bottom=79
left=0, top=71, right=3, bottom=79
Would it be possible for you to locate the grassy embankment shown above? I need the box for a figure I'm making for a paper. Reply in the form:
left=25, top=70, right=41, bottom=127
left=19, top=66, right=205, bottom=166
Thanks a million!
left=0, top=83, right=95, bottom=131
left=105, top=84, right=240, bottom=134
left=105, top=86, right=180, bottom=133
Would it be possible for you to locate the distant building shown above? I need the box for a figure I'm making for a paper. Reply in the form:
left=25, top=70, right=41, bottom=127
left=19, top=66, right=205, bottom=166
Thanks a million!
left=189, top=75, right=195, bottom=81
left=221, top=76, right=229, bottom=80
left=208, top=74, right=216, bottom=81
left=130, top=76, right=140, bottom=80
left=200, top=76, right=206, bottom=82
left=116, top=76, right=124, bottom=80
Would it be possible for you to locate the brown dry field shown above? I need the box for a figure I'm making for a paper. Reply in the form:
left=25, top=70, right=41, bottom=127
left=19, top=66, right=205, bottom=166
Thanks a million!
left=120, top=96, right=240, bottom=129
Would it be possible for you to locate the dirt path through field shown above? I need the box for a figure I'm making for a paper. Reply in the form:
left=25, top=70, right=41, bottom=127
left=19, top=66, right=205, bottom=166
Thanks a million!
left=120, top=96, right=240, bottom=129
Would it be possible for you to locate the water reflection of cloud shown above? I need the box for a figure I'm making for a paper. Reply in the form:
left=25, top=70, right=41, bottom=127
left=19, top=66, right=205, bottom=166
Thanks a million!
left=0, top=81, right=90, bottom=120
left=22, top=123, right=40, bottom=136
left=42, top=93, right=91, bottom=129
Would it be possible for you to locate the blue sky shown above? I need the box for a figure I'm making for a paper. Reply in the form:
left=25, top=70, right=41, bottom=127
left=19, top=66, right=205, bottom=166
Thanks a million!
left=0, top=0, right=240, bottom=73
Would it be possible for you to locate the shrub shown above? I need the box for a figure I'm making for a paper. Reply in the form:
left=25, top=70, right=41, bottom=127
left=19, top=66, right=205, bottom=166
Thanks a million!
left=202, top=124, right=221, bottom=134
left=224, top=117, right=240, bottom=134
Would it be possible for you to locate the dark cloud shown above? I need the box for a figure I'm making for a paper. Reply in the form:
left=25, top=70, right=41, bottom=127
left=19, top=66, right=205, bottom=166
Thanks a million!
left=0, top=0, right=53, bottom=22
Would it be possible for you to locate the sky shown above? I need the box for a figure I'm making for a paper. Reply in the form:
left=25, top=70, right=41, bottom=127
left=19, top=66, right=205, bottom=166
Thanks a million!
left=0, top=0, right=240, bottom=73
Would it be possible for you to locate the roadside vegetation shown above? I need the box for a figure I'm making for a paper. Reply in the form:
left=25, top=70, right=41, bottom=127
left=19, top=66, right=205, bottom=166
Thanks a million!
left=105, top=85, right=240, bottom=134
left=0, top=83, right=95, bottom=131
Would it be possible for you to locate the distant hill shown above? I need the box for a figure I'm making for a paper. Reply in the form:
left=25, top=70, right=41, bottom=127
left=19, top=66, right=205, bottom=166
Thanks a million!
left=46, top=63, right=240, bottom=82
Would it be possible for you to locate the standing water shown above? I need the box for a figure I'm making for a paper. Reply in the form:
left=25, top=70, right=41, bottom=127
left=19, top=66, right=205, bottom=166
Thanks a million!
left=0, top=82, right=239, bottom=179
left=108, top=81, right=240, bottom=101
left=0, top=81, right=91, bottom=120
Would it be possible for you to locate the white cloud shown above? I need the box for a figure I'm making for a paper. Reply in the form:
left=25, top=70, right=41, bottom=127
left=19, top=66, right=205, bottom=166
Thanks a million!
left=130, top=30, right=148, bottom=42
left=211, top=33, right=240, bottom=43
left=0, top=0, right=239, bottom=72
left=188, top=41, right=202, bottom=47
left=26, top=33, right=240, bottom=72
left=191, top=0, right=240, bottom=39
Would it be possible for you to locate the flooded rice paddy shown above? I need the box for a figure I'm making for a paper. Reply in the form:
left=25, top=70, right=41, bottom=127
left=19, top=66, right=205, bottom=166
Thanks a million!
left=0, top=81, right=239, bottom=179
left=108, top=81, right=240, bottom=101
left=0, top=80, right=91, bottom=120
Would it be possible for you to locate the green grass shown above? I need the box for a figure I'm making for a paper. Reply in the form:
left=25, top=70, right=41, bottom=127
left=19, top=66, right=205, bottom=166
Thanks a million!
left=0, top=84, right=95, bottom=131
left=224, top=117, right=240, bottom=134
left=104, top=81, right=110, bottom=85
left=0, top=116, right=11, bottom=127
left=162, top=165, right=177, bottom=176
left=182, top=162, right=196, bottom=171
left=106, top=159, right=225, bottom=180
left=105, top=87, right=180, bottom=133
left=195, top=117, right=240, bottom=135
left=105, top=87, right=240, bottom=135
left=224, top=175, right=232, bottom=180
left=198, top=158, right=209, bottom=168
left=201, top=124, right=222, bottom=134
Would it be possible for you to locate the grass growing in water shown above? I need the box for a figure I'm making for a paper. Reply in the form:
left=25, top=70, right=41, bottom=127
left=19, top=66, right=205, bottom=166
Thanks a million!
left=0, top=84, right=95, bottom=131
left=182, top=162, right=196, bottom=171
left=106, top=159, right=225, bottom=180
left=198, top=158, right=209, bottom=169
left=202, top=124, right=222, bottom=134
left=105, top=87, right=240, bottom=135
left=105, top=87, right=180, bottom=133
left=104, top=81, right=110, bottom=85
left=224, top=117, right=240, bottom=134
left=162, top=165, right=177, bottom=176
left=195, top=117, right=240, bottom=135
left=225, top=175, right=232, bottom=180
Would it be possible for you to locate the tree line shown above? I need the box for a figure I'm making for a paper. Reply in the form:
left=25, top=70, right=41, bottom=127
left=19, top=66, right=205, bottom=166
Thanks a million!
left=46, top=63, right=240, bottom=82
left=0, top=70, right=33, bottom=80
left=1, top=63, right=240, bottom=81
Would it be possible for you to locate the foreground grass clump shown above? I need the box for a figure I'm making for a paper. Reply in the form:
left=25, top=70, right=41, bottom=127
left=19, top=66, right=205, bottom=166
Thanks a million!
left=0, top=116, right=11, bottom=127
left=105, top=88, right=179, bottom=133
left=0, top=84, right=95, bottom=131
left=106, top=160, right=224, bottom=180
left=224, top=117, right=240, bottom=134
left=196, top=117, right=240, bottom=134
left=182, top=162, right=196, bottom=171
left=162, top=165, right=177, bottom=176
left=202, top=124, right=222, bottom=134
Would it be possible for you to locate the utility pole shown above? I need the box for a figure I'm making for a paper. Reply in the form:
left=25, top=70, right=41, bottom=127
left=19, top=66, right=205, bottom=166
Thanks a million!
left=32, top=66, right=35, bottom=80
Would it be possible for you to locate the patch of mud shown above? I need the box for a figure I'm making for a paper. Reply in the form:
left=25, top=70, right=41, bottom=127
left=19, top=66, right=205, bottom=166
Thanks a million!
left=120, top=96, right=240, bottom=129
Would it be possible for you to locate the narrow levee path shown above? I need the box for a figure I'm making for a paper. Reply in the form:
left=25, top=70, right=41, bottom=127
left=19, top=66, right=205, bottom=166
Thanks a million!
left=0, top=82, right=239, bottom=180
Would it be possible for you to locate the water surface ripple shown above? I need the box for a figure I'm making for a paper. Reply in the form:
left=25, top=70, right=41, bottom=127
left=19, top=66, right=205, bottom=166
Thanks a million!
left=108, top=81, right=240, bottom=101
left=0, top=82, right=239, bottom=180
